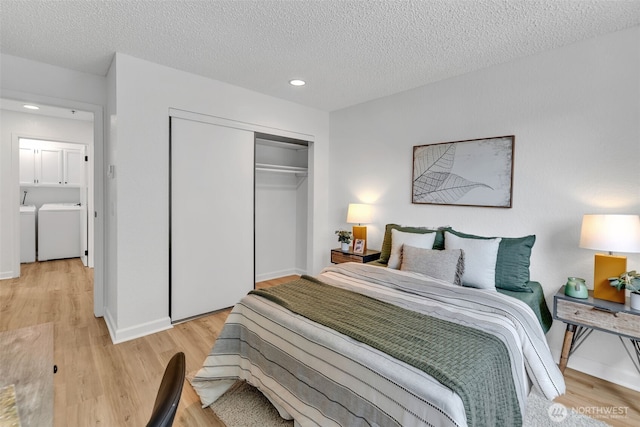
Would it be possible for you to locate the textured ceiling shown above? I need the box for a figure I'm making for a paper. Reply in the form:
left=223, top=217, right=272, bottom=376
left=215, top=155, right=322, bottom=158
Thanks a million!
left=1, top=1, right=639, bottom=112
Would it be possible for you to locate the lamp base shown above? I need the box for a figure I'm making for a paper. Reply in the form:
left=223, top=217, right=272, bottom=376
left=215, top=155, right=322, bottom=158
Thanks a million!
left=593, top=253, right=626, bottom=304
left=352, top=225, right=367, bottom=251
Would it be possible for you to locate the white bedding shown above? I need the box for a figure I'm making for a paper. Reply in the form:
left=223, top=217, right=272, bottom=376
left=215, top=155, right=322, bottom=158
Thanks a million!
left=191, top=263, right=565, bottom=427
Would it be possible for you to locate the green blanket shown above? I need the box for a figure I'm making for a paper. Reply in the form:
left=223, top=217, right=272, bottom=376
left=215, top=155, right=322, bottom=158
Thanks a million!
left=251, top=275, right=521, bottom=426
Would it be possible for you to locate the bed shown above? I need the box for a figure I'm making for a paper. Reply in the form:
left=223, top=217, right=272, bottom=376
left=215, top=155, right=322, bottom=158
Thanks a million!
left=191, top=261, right=565, bottom=427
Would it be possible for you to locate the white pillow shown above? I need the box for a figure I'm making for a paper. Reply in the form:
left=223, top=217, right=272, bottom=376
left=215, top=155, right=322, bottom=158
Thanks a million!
left=444, top=231, right=501, bottom=290
left=388, top=229, right=437, bottom=269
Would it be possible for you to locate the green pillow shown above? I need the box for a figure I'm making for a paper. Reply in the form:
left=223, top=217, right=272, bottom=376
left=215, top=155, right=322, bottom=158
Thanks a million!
left=446, top=229, right=535, bottom=292
left=379, top=224, right=448, bottom=264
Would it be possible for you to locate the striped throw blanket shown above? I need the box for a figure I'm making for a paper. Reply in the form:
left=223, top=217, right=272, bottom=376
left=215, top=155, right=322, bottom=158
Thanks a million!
left=251, top=275, right=521, bottom=426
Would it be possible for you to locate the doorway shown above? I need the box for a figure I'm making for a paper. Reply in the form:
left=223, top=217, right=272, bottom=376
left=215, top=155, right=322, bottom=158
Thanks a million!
left=1, top=96, right=105, bottom=317
left=18, top=137, right=89, bottom=266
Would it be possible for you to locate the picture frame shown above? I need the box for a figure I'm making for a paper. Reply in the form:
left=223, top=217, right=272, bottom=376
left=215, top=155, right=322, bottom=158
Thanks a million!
left=353, top=239, right=365, bottom=254
left=412, top=135, right=514, bottom=208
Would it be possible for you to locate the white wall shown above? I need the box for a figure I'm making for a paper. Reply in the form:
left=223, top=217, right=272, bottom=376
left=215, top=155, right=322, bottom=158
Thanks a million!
left=106, top=53, right=329, bottom=342
left=105, top=56, right=118, bottom=329
left=329, top=27, right=640, bottom=390
left=0, top=54, right=107, bottom=104
left=255, top=172, right=306, bottom=280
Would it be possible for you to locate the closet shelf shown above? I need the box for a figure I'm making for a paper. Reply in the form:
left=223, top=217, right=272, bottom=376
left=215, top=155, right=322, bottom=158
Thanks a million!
left=255, top=163, right=308, bottom=176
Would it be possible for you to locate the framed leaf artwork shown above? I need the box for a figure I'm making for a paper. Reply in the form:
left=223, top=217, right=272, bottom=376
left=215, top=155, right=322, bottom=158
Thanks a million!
left=412, top=135, right=514, bottom=208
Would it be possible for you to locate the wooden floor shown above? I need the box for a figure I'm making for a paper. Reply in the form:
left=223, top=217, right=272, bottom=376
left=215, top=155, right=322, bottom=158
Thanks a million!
left=0, top=259, right=638, bottom=426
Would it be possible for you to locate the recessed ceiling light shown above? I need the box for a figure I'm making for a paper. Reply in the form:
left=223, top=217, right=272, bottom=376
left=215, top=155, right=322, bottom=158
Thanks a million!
left=289, top=79, right=306, bottom=86
left=23, top=104, right=40, bottom=110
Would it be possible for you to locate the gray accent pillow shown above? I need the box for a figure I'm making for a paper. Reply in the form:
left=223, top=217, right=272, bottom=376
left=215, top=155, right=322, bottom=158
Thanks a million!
left=388, top=229, right=437, bottom=269
left=400, top=246, right=465, bottom=286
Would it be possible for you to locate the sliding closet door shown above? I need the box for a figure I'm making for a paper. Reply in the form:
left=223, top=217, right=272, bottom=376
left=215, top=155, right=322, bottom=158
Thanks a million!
left=170, top=117, right=254, bottom=322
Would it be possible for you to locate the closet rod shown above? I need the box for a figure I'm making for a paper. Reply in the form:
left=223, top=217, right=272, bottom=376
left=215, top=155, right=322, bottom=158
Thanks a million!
left=255, top=163, right=308, bottom=175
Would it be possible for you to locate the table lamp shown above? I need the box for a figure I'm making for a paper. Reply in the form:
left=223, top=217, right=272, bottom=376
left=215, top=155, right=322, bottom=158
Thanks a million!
left=347, top=203, right=372, bottom=251
left=579, top=214, right=640, bottom=303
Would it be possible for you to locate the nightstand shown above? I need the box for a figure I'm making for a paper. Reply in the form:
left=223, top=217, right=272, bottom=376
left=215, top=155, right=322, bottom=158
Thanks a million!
left=553, top=288, right=640, bottom=374
left=331, top=248, right=381, bottom=264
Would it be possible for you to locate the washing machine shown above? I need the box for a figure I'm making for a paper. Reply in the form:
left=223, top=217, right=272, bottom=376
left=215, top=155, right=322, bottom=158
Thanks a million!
left=20, top=205, right=36, bottom=263
left=38, top=203, right=82, bottom=261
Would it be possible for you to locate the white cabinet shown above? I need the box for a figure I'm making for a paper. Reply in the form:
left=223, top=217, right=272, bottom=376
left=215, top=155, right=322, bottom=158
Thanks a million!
left=19, top=147, right=36, bottom=185
left=19, top=147, right=62, bottom=186
left=38, top=147, right=63, bottom=185
left=19, top=143, right=84, bottom=187
left=63, top=149, right=84, bottom=186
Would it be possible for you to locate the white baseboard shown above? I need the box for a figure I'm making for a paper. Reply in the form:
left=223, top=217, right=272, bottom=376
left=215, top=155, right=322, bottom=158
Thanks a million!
left=0, top=270, right=16, bottom=280
left=551, top=349, right=640, bottom=392
left=104, top=309, right=117, bottom=343
left=101, top=266, right=306, bottom=343
left=104, top=309, right=172, bottom=344
left=256, top=268, right=306, bottom=283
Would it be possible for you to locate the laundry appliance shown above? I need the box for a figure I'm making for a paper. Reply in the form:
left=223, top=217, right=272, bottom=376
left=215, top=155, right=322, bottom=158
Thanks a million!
left=38, top=203, right=82, bottom=261
left=20, top=205, right=36, bottom=263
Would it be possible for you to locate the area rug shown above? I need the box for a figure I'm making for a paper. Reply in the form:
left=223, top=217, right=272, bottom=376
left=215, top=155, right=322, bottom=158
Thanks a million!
left=0, top=323, right=54, bottom=427
left=205, top=380, right=610, bottom=427
left=526, top=390, right=609, bottom=427
left=209, top=381, right=292, bottom=427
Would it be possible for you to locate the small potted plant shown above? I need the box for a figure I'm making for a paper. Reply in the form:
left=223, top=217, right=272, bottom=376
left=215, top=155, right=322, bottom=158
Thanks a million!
left=335, top=230, right=352, bottom=252
left=608, top=270, right=640, bottom=310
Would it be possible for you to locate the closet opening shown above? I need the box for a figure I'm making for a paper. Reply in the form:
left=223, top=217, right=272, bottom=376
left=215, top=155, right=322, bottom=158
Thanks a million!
left=254, top=134, right=309, bottom=282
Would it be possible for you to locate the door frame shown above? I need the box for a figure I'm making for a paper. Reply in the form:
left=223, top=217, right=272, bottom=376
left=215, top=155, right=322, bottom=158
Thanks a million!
left=16, top=137, right=90, bottom=267
left=4, top=89, right=106, bottom=317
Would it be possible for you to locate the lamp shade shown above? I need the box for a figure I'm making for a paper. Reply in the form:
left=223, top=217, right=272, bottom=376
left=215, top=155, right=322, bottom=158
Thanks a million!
left=346, top=203, right=372, bottom=224
left=579, top=214, right=640, bottom=253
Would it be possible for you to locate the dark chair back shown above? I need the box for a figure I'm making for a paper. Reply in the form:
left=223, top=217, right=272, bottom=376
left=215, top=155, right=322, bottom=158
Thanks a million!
left=146, top=352, right=186, bottom=427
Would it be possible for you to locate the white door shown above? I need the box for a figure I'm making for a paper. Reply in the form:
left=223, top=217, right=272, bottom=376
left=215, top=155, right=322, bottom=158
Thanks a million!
left=170, top=117, right=254, bottom=322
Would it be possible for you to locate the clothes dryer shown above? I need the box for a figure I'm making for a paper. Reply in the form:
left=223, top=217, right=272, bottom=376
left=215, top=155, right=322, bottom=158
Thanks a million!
left=38, top=203, right=81, bottom=261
